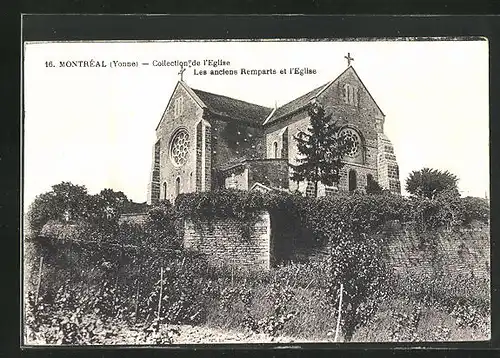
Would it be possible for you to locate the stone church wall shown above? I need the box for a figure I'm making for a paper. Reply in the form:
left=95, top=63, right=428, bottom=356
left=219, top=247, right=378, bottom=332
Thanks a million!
left=337, top=165, right=378, bottom=192
left=222, top=159, right=289, bottom=190
left=183, top=212, right=271, bottom=271
left=263, top=68, right=390, bottom=194
left=156, top=85, right=205, bottom=201
left=247, top=159, right=289, bottom=189
left=211, top=118, right=265, bottom=169
left=377, top=133, right=401, bottom=193
left=316, top=70, right=380, bottom=187
left=224, top=166, right=249, bottom=190
left=265, top=112, right=311, bottom=193
left=265, top=111, right=310, bottom=168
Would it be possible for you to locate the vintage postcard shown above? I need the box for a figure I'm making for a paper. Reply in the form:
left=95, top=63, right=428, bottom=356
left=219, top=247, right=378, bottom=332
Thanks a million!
left=22, top=39, right=490, bottom=345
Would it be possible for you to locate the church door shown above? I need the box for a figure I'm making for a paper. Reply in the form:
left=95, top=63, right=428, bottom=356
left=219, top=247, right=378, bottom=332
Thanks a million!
left=348, top=170, right=357, bottom=191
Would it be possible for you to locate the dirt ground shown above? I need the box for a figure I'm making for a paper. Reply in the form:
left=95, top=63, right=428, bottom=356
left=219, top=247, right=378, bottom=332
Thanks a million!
left=105, top=323, right=313, bottom=345
left=25, top=313, right=325, bottom=345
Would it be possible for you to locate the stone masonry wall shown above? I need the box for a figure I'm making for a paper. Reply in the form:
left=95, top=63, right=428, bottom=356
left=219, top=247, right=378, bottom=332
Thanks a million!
left=306, top=223, right=489, bottom=282
left=182, top=198, right=488, bottom=280
left=247, top=159, right=289, bottom=189
left=377, top=133, right=401, bottom=194
left=224, top=166, right=248, bottom=191
left=211, top=118, right=265, bottom=169
left=183, top=212, right=271, bottom=271
left=385, top=224, right=490, bottom=281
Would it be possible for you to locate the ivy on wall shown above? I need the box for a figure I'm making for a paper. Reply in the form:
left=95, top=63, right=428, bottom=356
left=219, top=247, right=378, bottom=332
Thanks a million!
left=175, top=189, right=489, bottom=246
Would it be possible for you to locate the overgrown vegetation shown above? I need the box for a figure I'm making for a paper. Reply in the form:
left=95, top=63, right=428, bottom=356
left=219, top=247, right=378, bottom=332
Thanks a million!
left=176, top=188, right=489, bottom=240
left=24, top=181, right=490, bottom=344
left=26, top=182, right=147, bottom=239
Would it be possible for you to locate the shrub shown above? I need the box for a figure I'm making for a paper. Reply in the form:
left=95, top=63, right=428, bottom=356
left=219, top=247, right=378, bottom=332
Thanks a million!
left=405, top=168, right=459, bottom=199
left=461, top=196, right=490, bottom=225
left=143, top=252, right=213, bottom=325
left=143, top=200, right=180, bottom=250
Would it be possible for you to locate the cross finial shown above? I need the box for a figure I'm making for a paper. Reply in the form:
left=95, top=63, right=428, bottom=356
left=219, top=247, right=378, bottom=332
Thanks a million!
left=344, top=52, right=354, bottom=67
left=178, top=65, right=186, bottom=82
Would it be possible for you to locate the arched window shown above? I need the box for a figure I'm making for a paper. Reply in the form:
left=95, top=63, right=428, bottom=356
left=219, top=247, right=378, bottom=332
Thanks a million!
left=281, top=128, right=289, bottom=159
left=349, top=169, right=357, bottom=192
left=343, top=84, right=351, bottom=104
left=162, top=182, right=167, bottom=200
left=367, top=174, right=374, bottom=185
left=343, top=83, right=359, bottom=106
left=273, top=141, right=279, bottom=158
left=175, top=177, right=181, bottom=197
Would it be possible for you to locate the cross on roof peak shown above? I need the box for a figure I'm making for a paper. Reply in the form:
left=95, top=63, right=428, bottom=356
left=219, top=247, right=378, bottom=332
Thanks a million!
left=178, top=65, right=186, bottom=82
left=344, top=52, right=354, bottom=67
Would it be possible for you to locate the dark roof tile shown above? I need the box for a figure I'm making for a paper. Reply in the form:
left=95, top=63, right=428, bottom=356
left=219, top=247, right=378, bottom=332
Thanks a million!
left=192, top=88, right=273, bottom=126
left=266, top=82, right=328, bottom=125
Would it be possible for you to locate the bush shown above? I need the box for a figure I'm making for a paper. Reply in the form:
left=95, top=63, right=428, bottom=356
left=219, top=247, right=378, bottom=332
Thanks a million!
left=143, top=200, right=180, bottom=250
left=24, top=237, right=214, bottom=344
left=461, top=196, right=490, bottom=225
left=405, top=168, right=459, bottom=199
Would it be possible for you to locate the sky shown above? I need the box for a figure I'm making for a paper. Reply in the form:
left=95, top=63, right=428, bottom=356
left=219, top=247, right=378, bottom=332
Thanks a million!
left=23, top=40, right=489, bottom=209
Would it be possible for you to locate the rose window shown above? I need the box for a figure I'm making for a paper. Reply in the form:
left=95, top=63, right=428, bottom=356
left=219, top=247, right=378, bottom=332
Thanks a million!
left=341, top=128, right=361, bottom=157
left=170, top=130, right=190, bottom=166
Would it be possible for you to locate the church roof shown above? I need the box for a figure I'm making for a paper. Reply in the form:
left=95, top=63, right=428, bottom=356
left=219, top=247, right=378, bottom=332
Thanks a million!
left=175, top=66, right=383, bottom=129
left=264, top=83, right=328, bottom=124
left=191, top=88, right=273, bottom=126
left=263, top=66, right=385, bottom=126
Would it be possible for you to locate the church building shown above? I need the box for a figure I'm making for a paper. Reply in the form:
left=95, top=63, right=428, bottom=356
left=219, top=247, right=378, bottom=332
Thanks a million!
left=147, top=58, right=401, bottom=204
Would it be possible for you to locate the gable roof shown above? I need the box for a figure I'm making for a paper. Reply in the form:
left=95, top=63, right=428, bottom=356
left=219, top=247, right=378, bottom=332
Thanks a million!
left=155, top=81, right=207, bottom=131
left=250, top=182, right=289, bottom=193
left=264, top=82, right=328, bottom=125
left=264, top=66, right=385, bottom=126
left=191, top=88, right=273, bottom=126
left=156, top=67, right=385, bottom=131
left=250, top=182, right=273, bottom=192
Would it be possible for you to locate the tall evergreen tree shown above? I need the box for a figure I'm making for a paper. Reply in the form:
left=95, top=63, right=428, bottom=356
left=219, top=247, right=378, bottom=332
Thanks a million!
left=290, top=103, right=353, bottom=197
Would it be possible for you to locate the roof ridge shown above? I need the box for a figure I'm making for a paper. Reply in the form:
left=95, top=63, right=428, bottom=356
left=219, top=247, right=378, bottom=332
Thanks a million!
left=191, top=87, right=273, bottom=110
left=275, top=81, right=329, bottom=110
left=263, top=81, right=328, bottom=124
left=265, top=65, right=378, bottom=125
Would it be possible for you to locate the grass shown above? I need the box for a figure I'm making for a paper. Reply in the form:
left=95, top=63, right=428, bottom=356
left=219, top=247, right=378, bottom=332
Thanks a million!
left=23, top=239, right=490, bottom=344
left=352, top=298, right=490, bottom=342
